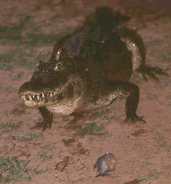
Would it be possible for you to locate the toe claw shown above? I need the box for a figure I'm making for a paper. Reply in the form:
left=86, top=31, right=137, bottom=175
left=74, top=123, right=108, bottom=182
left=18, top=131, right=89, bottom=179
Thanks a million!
left=125, top=115, right=146, bottom=123
left=137, top=65, right=168, bottom=81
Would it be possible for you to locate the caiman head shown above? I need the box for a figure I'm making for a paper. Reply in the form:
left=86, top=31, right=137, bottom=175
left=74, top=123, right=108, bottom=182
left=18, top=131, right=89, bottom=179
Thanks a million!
left=18, top=58, right=84, bottom=110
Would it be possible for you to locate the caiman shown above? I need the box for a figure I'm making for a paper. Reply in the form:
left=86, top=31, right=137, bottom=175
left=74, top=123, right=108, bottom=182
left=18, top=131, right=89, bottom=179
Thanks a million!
left=18, top=7, right=166, bottom=130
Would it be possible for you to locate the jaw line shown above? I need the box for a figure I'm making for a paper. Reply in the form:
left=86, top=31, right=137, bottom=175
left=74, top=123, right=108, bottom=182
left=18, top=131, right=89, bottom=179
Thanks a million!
left=20, top=75, right=84, bottom=108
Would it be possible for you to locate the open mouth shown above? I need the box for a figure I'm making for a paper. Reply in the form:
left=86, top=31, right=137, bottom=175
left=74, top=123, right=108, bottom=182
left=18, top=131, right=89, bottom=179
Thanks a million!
left=19, top=76, right=84, bottom=108
left=20, top=90, right=64, bottom=107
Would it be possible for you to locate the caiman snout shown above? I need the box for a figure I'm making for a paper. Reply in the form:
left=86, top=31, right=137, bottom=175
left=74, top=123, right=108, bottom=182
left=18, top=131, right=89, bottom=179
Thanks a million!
left=18, top=81, right=65, bottom=108
left=18, top=81, right=33, bottom=94
left=18, top=75, right=84, bottom=108
left=18, top=81, right=49, bottom=107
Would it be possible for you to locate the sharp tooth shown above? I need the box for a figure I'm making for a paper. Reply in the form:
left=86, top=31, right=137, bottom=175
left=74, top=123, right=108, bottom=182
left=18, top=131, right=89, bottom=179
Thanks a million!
left=42, top=93, right=45, bottom=98
left=29, top=95, right=32, bottom=101
left=37, top=95, right=40, bottom=101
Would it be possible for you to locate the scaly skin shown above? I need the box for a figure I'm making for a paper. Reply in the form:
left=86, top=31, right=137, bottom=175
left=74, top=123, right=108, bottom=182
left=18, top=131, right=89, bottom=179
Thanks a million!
left=50, top=7, right=167, bottom=80
left=18, top=7, right=166, bottom=130
left=18, top=34, right=144, bottom=130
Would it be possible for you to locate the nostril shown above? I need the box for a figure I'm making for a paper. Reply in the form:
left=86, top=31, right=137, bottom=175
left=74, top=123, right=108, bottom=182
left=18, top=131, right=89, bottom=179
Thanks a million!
left=38, top=78, right=48, bottom=86
left=32, top=73, right=50, bottom=84
left=18, top=82, right=31, bottom=94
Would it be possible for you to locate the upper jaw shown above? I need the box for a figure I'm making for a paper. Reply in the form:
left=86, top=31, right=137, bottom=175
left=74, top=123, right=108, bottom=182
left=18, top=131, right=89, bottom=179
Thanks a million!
left=18, top=80, right=61, bottom=107
left=18, top=75, right=84, bottom=108
left=19, top=86, right=65, bottom=108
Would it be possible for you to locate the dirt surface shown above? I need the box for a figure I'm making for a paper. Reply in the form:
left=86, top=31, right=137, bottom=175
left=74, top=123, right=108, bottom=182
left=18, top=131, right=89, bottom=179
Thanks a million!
left=0, top=1, right=171, bottom=184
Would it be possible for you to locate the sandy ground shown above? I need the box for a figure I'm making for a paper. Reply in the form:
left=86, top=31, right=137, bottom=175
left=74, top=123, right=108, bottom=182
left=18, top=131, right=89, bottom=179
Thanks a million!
left=0, top=1, right=171, bottom=184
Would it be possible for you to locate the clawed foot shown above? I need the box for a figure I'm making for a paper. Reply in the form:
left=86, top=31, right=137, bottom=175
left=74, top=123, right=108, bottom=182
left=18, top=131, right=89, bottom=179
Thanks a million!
left=31, top=119, right=52, bottom=131
left=125, top=114, right=146, bottom=123
left=137, top=65, right=168, bottom=81
left=35, top=107, right=53, bottom=131
left=42, top=119, right=52, bottom=131
left=65, top=112, right=84, bottom=129
left=30, top=122, right=43, bottom=130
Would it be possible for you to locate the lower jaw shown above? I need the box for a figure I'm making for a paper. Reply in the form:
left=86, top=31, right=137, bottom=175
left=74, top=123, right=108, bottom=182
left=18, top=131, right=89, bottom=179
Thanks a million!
left=47, top=104, right=76, bottom=115
left=23, top=90, right=119, bottom=111
left=24, top=101, right=47, bottom=107
left=23, top=98, right=82, bottom=115
left=21, top=92, right=63, bottom=107
left=23, top=98, right=60, bottom=108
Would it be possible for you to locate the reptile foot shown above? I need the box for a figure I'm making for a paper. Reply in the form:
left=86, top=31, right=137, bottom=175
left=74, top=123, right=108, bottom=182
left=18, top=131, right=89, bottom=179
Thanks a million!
left=125, top=115, right=146, bottom=123
left=65, top=112, right=84, bottom=129
left=38, top=107, right=53, bottom=131
left=31, top=119, right=52, bottom=131
left=137, top=65, right=168, bottom=81
left=30, top=122, right=43, bottom=130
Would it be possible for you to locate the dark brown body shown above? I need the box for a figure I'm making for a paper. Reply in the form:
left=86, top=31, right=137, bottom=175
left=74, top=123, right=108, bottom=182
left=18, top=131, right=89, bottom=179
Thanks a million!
left=18, top=7, right=166, bottom=130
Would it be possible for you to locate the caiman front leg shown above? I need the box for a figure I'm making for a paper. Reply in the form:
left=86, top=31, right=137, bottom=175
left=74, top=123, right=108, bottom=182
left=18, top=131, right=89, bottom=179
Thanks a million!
left=38, top=106, right=53, bottom=130
left=110, top=81, right=145, bottom=123
left=124, top=82, right=145, bottom=122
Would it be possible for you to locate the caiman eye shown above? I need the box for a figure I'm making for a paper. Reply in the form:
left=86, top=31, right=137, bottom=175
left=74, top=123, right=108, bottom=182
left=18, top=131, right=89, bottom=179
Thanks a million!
left=54, top=62, right=64, bottom=71
left=35, top=60, right=43, bottom=72
left=35, top=64, right=40, bottom=72
left=56, top=49, right=62, bottom=61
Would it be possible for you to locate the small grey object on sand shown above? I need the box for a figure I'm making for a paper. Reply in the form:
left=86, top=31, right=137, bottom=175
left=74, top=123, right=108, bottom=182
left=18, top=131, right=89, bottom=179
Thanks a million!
left=94, top=152, right=116, bottom=177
